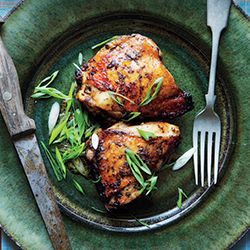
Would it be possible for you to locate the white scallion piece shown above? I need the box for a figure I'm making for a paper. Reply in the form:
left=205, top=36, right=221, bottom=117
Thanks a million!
left=78, top=52, right=83, bottom=66
left=48, top=102, right=60, bottom=135
left=91, top=133, right=99, bottom=150
left=172, top=147, right=196, bottom=171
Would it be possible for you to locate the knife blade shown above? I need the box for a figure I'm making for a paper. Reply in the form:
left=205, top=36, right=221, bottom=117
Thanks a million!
left=0, top=29, right=71, bottom=249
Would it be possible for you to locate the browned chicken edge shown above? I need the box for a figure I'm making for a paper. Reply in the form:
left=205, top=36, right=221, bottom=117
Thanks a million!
left=85, top=122, right=181, bottom=210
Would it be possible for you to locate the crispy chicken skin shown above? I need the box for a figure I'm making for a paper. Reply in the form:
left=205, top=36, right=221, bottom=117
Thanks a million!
left=86, top=122, right=180, bottom=209
left=76, top=34, right=193, bottom=120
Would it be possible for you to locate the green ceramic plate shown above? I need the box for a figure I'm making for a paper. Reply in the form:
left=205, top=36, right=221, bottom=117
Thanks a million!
left=0, top=0, right=249, bottom=249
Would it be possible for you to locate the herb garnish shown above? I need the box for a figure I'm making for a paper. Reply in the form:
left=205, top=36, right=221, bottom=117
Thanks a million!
left=73, top=63, right=82, bottom=72
left=68, top=158, right=90, bottom=178
left=55, top=147, right=67, bottom=178
left=90, top=206, right=106, bottom=214
left=35, top=70, right=59, bottom=88
left=145, top=175, right=158, bottom=195
left=91, top=133, right=99, bottom=150
left=123, top=112, right=141, bottom=122
left=85, top=125, right=99, bottom=139
left=140, top=77, right=163, bottom=106
left=73, top=52, right=84, bottom=71
left=73, top=179, right=85, bottom=194
left=137, top=129, right=156, bottom=141
left=31, top=71, right=70, bottom=100
left=92, top=176, right=102, bottom=184
left=125, top=149, right=158, bottom=195
left=91, top=36, right=119, bottom=50
left=78, top=52, right=83, bottom=66
left=160, top=147, right=196, bottom=172
left=48, top=102, right=60, bottom=135
left=108, top=91, right=135, bottom=106
left=40, top=142, right=63, bottom=181
left=172, top=147, right=196, bottom=171
left=133, top=216, right=151, bottom=228
left=74, top=108, right=86, bottom=139
left=49, top=113, right=70, bottom=145
left=177, top=188, right=188, bottom=208
left=62, top=143, right=86, bottom=162
left=47, top=81, right=96, bottom=147
left=126, top=149, right=152, bottom=175
left=159, top=162, right=175, bottom=172
left=34, top=68, right=99, bottom=192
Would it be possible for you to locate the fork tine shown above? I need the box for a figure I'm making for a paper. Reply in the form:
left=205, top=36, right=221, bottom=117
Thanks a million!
left=193, top=131, right=199, bottom=185
left=200, top=131, right=206, bottom=187
left=214, top=132, right=221, bottom=184
left=207, top=132, right=213, bottom=186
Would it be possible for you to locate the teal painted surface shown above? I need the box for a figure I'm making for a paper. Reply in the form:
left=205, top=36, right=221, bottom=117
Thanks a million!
left=0, top=0, right=249, bottom=249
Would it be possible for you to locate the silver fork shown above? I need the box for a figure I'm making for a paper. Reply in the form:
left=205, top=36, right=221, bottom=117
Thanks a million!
left=193, top=0, right=231, bottom=187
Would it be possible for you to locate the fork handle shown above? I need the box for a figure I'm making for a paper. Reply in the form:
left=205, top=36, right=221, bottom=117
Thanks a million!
left=206, top=29, right=221, bottom=108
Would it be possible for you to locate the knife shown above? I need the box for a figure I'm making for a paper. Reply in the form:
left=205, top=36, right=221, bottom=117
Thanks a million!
left=0, top=21, right=71, bottom=250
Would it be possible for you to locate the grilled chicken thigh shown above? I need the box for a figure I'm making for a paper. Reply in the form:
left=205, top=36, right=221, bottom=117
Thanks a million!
left=76, top=34, right=193, bottom=120
left=86, top=122, right=180, bottom=209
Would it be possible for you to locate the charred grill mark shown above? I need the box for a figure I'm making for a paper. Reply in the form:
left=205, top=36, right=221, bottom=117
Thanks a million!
left=183, top=91, right=194, bottom=109
left=125, top=51, right=142, bottom=61
left=127, top=68, right=134, bottom=74
left=105, top=44, right=110, bottom=49
left=157, top=47, right=163, bottom=60
left=110, top=179, right=121, bottom=190
left=107, top=60, right=117, bottom=69
left=82, top=62, right=88, bottom=71
left=157, top=124, right=165, bottom=133
left=119, top=169, right=128, bottom=177
left=105, top=43, right=119, bottom=51
left=113, top=141, right=125, bottom=147
left=144, top=72, right=153, bottom=82
left=75, top=69, right=82, bottom=85
left=118, top=72, right=125, bottom=83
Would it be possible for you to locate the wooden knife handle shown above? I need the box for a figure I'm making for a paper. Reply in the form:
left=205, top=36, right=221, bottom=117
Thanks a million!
left=0, top=37, right=35, bottom=138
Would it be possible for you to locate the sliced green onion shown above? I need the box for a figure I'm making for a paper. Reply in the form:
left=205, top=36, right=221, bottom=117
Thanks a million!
left=78, top=52, right=83, bottom=66
left=108, top=91, right=135, bottom=106
left=40, top=142, right=63, bottom=181
left=91, top=36, right=119, bottom=50
left=62, top=143, right=86, bottom=162
left=140, top=77, right=163, bottom=106
left=49, top=113, right=70, bottom=144
left=90, top=206, right=106, bottom=213
left=92, top=176, right=102, bottom=184
left=85, top=125, right=99, bottom=139
left=48, top=102, right=60, bottom=135
left=177, top=188, right=188, bottom=208
left=133, top=217, right=151, bottom=228
left=137, top=129, right=156, bottom=141
left=145, top=176, right=158, bottom=195
left=36, top=70, right=59, bottom=88
left=32, top=87, right=69, bottom=100
left=73, top=63, right=82, bottom=71
left=73, top=179, right=85, bottom=194
left=159, top=162, right=175, bottom=171
left=172, top=148, right=196, bottom=171
left=123, top=112, right=141, bottom=122
left=125, top=149, right=152, bottom=175
left=91, top=133, right=99, bottom=150
left=55, top=147, right=67, bottom=178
